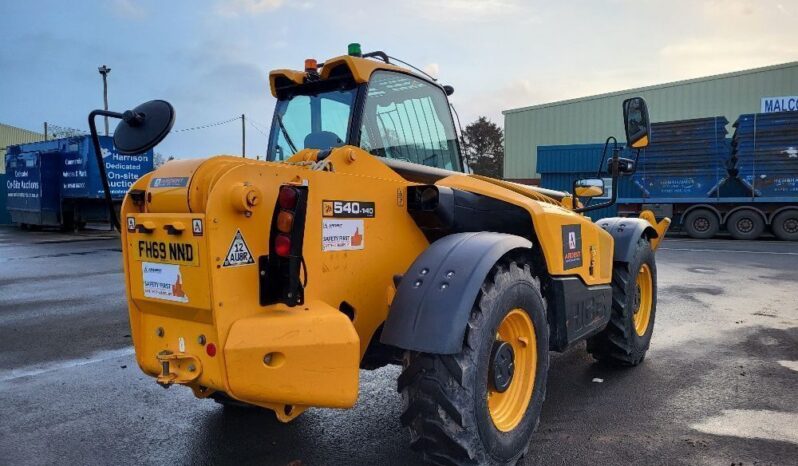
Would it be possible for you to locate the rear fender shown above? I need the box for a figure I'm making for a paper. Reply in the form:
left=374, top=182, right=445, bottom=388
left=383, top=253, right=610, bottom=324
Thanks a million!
left=380, top=232, right=531, bottom=354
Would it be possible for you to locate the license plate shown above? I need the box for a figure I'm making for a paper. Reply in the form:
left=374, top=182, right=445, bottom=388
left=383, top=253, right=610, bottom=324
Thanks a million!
left=133, top=239, right=199, bottom=266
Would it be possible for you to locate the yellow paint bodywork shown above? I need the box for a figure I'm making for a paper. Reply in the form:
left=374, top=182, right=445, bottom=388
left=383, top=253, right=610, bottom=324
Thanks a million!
left=269, top=55, right=410, bottom=97
left=639, top=210, right=671, bottom=250
left=120, top=145, right=665, bottom=419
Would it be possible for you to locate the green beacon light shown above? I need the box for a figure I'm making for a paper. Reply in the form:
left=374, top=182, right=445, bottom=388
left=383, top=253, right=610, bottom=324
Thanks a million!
left=348, top=43, right=362, bottom=57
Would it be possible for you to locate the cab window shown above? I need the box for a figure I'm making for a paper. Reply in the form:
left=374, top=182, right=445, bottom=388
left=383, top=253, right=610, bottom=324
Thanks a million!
left=268, top=87, right=356, bottom=161
left=360, top=71, right=461, bottom=171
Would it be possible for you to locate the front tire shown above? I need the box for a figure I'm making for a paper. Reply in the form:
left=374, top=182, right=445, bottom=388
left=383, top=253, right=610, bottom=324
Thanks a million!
left=398, top=257, right=549, bottom=465
left=587, top=238, right=656, bottom=366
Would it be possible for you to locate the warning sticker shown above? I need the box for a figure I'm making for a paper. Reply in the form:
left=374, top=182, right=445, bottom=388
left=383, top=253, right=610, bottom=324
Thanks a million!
left=142, top=262, right=189, bottom=303
left=223, top=229, right=255, bottom=267
left=322, top=219, right=364, bottom=251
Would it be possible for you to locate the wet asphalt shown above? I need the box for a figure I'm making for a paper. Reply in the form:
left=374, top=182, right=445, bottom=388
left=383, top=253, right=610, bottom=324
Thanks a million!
left=0, top=226, right=796, bottom=465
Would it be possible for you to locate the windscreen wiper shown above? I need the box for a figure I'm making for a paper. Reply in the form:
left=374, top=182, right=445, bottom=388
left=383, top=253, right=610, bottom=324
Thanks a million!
left=275, top=113, right=299, bottom=154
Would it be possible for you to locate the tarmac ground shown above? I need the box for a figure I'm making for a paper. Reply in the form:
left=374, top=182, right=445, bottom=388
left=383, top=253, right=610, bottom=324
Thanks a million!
left=0, top=226, right=796, bottom=465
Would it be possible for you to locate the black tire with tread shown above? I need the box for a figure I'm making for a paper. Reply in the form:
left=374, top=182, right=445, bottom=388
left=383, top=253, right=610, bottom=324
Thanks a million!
left=726, top=210, right=765, bottom=240
left=398, top=257, right=549, bottom=466
left=587, top=238, right=656, bottom=366
left=683, top=209, right=719, bottom=239
left=771, top=210, right=798, bottom=241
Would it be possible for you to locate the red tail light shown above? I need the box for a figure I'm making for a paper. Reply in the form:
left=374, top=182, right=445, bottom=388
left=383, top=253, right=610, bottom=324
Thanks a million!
left=278, top=186, right=298, bottom=210
left=275, top=234, right=292, bottom=257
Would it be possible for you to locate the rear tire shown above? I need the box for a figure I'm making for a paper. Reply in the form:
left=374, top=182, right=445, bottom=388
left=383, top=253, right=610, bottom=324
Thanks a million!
left=726, top=210, right=765, bottom=240
left=398, top=257, right=549, bottom=465
left=587, top=238, right=656, bottom=366
left=683, top=209, right=719, bottom=239
left=771, top=210, right=798, bottom=241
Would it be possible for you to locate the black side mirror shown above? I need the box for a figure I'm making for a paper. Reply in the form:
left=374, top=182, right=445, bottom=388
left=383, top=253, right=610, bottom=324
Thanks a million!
left=113, top=100, right=176, bottom=154
left=622, top=97, right=650, bottom=149
left=88, top=99, right=175, bottom=231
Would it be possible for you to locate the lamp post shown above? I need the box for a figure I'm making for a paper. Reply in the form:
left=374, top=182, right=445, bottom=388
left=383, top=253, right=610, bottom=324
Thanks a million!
left=98, top=65, right=111, bottom=136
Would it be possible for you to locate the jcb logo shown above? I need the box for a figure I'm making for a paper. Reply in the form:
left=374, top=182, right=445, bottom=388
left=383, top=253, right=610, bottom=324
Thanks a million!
left=322, top=200, right=375, bottom=218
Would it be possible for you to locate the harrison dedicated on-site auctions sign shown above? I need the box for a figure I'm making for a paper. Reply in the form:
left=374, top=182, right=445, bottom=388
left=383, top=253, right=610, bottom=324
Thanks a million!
left=761, top=96, right=798, bottom=113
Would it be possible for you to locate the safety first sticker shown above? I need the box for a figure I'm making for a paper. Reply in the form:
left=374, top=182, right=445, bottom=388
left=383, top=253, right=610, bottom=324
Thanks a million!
left=142, top=262, right=189, bottom=303
left=322, top=219, right=364, bottom=251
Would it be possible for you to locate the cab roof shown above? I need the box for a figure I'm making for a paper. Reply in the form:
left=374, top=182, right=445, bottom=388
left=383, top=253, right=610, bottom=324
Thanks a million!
left=268, top=55, right=413, bottom=97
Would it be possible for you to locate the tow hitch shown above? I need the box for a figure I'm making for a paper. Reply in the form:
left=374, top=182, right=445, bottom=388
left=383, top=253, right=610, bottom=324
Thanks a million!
left=156, top=350, right=202, bottom=387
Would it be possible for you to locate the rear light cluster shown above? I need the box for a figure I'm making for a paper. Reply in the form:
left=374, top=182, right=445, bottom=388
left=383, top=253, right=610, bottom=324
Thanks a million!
left=274, top=187, right=298, bottom=256
left=260, top=185, right=308, bottom=307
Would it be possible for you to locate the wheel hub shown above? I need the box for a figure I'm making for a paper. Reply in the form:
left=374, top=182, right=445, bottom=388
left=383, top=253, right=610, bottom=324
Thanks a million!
left=489, top=341, right=515, bottom=393
left=632, top=264, right=653, bottom=336
left=784, top=218, right=798, bottom=234
left=737, top=218, right=753, bottom=233
left=694, top=217, right=709, bottom=232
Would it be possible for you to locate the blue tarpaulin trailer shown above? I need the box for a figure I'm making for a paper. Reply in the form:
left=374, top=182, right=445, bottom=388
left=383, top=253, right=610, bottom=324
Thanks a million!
left=4, top=135, right=153, bottom=229
left=537, top=113, right=798, bottom=240
left=536, top=144, right=631, bottom=221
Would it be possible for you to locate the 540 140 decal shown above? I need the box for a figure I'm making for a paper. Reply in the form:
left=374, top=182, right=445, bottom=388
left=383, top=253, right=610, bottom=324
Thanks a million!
left=322, top=200, right=375, bottom=218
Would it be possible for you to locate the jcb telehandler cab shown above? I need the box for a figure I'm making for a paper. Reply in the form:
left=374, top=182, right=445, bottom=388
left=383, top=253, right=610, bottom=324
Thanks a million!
left=91, top=44, right=670, bottom=465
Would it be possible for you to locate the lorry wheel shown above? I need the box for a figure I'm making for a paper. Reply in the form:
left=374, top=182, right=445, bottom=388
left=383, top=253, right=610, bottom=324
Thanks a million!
left=771, top=210, right=798, bottom=241
left=587, top=238, right=656, bottom=366
left=398, top=258, right=549, bottom=465
left=726, top=210, right=765, bottom=240
left=683, top=209, right=719, bottom=239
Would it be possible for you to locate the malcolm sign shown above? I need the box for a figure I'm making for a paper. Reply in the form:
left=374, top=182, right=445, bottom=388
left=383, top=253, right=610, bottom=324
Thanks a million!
left=761, top=96, right=798, bottom=113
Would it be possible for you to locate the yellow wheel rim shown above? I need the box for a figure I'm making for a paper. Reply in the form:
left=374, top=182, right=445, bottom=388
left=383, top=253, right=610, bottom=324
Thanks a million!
left=487, top=308, right=537, bottom=432
left=633, top=264, right=653, bottom=336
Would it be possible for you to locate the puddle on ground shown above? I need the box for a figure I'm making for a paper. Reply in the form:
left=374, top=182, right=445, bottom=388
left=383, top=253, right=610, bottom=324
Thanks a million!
left=777, top=360, right=798, bottom=372
left=691, top=409, right=798, bottom=444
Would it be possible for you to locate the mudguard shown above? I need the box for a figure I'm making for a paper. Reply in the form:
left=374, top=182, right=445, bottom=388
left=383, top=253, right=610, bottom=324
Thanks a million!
left=381, top=232, right=532, bottom=354
left=597, top=217, right=658, bottom=263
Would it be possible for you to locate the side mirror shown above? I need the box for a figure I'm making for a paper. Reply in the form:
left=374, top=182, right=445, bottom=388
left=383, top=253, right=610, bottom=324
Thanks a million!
left=574, top=178, right=605, bottom=198
left=88, top=99, right=175, bottom=231
left=622, top=97, right=650, bottom=149
left=113, top=100, right=176, bottom=154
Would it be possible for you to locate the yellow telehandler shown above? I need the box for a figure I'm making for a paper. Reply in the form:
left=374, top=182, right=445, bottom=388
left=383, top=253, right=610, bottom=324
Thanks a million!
left=89, top=43, right=669, bottom=465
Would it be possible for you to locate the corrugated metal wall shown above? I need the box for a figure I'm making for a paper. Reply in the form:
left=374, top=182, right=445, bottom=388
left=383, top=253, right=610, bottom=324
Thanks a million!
left=504, top=62, right=798, bottom=180
left=1, top=123, right=44, bottom=174
left=537, top=144, right=626, bottom=220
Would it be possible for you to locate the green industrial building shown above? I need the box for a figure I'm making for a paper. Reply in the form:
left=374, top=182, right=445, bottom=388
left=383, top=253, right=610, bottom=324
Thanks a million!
left=1, top=123, right=44, bottom=174
left=502, top=61, right=798, bottom=182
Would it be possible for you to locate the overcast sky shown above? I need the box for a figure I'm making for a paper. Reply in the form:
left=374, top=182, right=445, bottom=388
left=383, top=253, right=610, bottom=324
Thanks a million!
left=1, top=0, right=796, bottom=159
